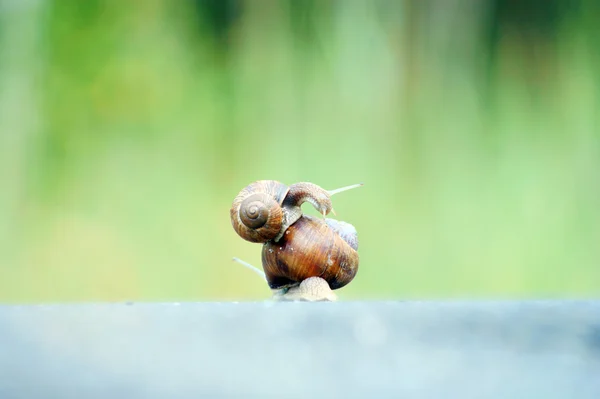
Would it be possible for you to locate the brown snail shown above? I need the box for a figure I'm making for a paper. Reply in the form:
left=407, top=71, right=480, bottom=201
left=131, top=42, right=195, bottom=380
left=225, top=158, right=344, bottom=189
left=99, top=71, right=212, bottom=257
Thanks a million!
left=230, top=180, right=362, bottom=301
left=262, top=215, right=359, bottom=291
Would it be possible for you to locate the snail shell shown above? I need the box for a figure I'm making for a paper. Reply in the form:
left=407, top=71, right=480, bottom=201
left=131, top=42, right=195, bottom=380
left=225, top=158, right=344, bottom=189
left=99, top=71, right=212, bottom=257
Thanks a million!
left=261, top=215, right=359, bottom=291
left=230, top=180, right=290, bottom=243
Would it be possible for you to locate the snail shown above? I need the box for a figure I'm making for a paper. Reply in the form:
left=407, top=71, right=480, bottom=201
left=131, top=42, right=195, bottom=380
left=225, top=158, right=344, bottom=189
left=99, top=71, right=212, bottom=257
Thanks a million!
left=229, top=180, right=362, bottom=301
left=262, top=215, right=359, bottom=291
left=232, top=215, right=358, bottom=301
left=230, top=180, right=362, bottom=243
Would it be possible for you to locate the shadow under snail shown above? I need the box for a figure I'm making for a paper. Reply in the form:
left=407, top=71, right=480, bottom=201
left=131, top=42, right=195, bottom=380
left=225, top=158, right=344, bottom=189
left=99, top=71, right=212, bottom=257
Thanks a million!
left=229, top=180, right=363, bottom=301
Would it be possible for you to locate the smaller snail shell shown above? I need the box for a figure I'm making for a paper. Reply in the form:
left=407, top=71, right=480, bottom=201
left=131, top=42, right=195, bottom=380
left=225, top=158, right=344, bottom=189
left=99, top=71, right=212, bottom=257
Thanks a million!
left=230, top=180, right=290, bottom=243
left=273, top=277, right=338, bottom=302
left=261, top=215, right=359, bottom=291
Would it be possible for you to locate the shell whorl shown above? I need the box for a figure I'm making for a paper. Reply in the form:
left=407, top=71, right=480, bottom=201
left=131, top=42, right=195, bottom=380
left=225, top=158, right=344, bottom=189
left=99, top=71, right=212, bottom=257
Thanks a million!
left=230, top=180, right=290, bottom=243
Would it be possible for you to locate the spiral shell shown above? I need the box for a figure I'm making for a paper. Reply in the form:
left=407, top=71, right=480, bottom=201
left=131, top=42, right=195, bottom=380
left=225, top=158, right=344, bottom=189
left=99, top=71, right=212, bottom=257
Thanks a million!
left=261, top=215, right=359, bottom=290
left=230, top=180, right=290, bottom=243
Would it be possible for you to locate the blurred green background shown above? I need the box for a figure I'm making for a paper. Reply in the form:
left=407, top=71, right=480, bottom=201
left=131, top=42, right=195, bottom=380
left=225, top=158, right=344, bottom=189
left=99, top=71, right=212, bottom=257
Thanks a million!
left=0, top=0, right=598, bottom=303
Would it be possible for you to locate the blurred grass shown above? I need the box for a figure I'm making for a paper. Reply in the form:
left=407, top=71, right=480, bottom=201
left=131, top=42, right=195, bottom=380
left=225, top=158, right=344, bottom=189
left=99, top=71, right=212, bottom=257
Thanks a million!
left=0, top=0, right=598, bottom=303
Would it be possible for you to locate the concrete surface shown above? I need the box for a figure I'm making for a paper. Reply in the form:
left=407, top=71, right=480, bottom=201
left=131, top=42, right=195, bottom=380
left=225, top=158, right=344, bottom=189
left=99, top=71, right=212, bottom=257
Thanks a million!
left=0, top=300, right=599, bottom=398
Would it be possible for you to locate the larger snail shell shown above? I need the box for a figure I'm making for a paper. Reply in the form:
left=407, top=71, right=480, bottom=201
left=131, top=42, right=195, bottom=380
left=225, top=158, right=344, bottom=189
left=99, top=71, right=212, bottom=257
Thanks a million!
left=261, top=215, right=359, bottom=290
left=230, top=180, right=290, bottom=243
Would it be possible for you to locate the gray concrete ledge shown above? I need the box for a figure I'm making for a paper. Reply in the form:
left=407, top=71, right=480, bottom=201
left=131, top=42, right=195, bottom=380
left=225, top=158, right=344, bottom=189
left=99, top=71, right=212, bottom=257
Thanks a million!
left=1, top=300, right=599, bottom=398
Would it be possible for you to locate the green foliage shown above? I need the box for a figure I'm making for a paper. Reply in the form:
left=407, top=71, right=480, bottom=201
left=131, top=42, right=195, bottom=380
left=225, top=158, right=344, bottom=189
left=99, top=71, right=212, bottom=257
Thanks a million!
left=0, top=1, right=598, bottom=302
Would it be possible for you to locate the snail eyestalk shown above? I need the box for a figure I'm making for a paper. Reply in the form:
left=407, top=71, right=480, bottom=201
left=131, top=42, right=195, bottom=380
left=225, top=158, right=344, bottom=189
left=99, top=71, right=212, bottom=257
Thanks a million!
left=327, top=182, right=364, bottom=196
left=232, top=257, right=267, bottom=281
